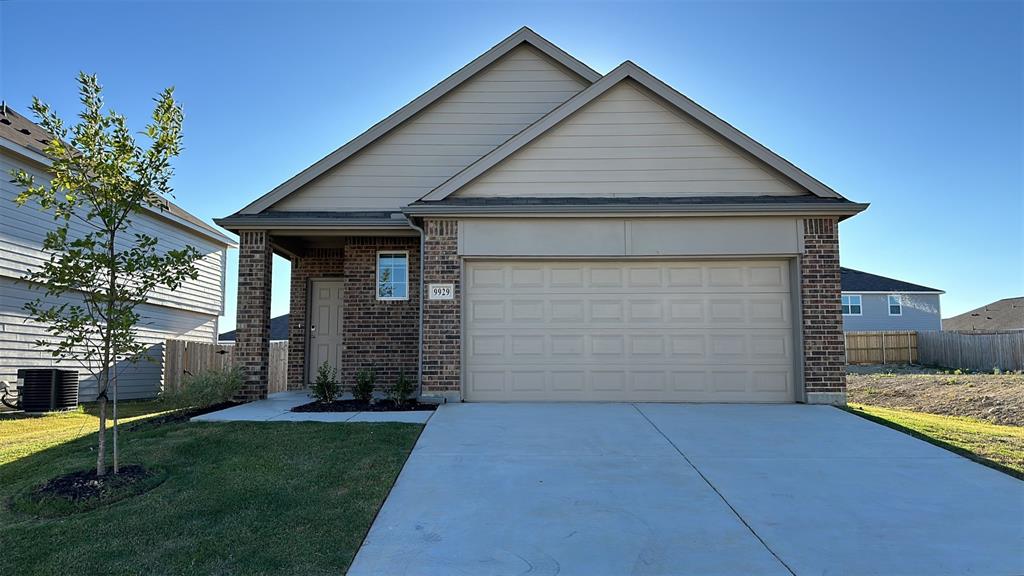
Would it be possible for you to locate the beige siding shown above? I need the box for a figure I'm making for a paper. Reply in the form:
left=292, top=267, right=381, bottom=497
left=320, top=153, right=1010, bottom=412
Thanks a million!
left=0, top=151, right=227, bottom=317
left=1, top=277, right=216, bottom=400
left=271, top=45, right=589, bottom=211
left=459, top=217, right=803, bottom=257
left=455, top=80, right=806, bottom=198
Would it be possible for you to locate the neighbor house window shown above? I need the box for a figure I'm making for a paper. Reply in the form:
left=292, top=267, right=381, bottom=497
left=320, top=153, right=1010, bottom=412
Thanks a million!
left=888, top=294, right=903, bottom=316
left=377, top=252, right=408, bottom=300
left=842, top=294, right=862, bottom=315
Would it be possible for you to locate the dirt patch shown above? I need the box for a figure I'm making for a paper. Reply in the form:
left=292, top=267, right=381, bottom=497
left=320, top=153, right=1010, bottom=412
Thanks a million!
left=292, top=399, right=436, bottom=413
left=847, top=367, right=1024, bottom=426
left=32, top=465, right=152, bottom=502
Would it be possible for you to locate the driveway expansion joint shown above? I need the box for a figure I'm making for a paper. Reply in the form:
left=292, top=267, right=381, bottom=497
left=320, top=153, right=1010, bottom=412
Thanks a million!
left=631, top=403, right=798, bottom=576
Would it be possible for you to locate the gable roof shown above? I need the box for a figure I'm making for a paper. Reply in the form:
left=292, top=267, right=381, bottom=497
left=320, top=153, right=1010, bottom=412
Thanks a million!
left=840, top=267, right=943, bottom=294
left=236, top=27, right=601, bottom=216
left=0, top=103, right=235, bottom=247
left=420, top=61, right=846, bottom=202
left=943, top=297, right=1024, bottom=332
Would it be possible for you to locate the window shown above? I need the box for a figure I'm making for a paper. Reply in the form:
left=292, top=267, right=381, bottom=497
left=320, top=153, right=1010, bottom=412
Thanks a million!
left=888, top=294, right=903, bottom=316
left=842, top=294, right=862, bottom=316
left=377, top=252, right=408, bottom=300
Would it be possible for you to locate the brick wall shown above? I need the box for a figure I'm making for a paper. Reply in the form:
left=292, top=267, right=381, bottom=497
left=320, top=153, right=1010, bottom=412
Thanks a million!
left=341, top=237, right=419, bottom=389
left=421, top=220, right=461, bottom=397
left=801, top=217, right=847, bottom=404
left=286, top=238, right=419, bottom=392
left=234, top=230, right=273, bottom=401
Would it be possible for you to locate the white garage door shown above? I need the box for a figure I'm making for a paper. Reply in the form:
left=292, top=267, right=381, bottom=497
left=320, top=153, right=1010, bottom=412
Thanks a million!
left=464, top=260, right=795, bottom=402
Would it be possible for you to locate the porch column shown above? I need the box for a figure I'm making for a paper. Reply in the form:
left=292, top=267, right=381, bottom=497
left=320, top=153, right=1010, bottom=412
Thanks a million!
left=801, top=217, right=847, bottom=405
left=234, top=230, right=273, bottom=401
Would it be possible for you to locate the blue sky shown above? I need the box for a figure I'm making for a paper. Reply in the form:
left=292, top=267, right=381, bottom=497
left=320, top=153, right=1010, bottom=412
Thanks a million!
left=2, top=1, right=1021, bottom=332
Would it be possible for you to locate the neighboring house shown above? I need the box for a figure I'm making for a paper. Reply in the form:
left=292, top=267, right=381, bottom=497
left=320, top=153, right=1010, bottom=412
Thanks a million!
left=219, top=314, right=290, bottom=342
left=0, top=104, right=235, bottom=401
left=840, top=267, right=944, bottom=332
left=216, top=28, right=868, bottom=406
left=943, top=297, right=1024, bottom=332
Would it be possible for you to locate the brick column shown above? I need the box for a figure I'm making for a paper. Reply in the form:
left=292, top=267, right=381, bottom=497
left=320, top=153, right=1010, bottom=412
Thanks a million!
left=234, top=230, right=273, bottom=401
left=421, top=220, right=461, bottom=399
left=801, top=217, right=847, bottom=405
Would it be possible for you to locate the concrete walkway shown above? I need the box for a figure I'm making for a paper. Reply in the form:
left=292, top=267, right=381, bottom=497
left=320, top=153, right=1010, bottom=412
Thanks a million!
left=190, top=391, right=433, bottom=423
left=349, top=403, right=1024, bottom=576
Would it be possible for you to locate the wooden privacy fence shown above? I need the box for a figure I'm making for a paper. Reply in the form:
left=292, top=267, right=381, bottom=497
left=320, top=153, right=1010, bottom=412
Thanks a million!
left=844, top=330, right=1024, bottom=371
left=163, top=339, right=288, bottom=394
left=844, top=331, right=918, bottom=365
left=917, top=331, right=1024, bottom=372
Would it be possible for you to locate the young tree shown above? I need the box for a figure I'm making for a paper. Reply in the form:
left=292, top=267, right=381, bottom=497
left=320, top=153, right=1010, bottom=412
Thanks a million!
left=11, top=73, right=202, bottom=476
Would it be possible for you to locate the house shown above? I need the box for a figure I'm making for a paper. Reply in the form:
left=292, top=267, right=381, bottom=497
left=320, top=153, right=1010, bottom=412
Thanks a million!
left=943, top=297, right=1024, bottom=332
left=0, top=103, right=235, bottom=401
left=216, top=28, right=868, bottom=406
left=840, top=267, right=944, bottom=332
left=219, top=314, right=290, bottom=342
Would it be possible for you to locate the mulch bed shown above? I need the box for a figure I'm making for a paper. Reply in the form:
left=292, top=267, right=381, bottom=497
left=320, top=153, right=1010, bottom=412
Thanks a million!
left=31, top=465, right=153, bottom=503
left=292, top=399, right=436, bottom=413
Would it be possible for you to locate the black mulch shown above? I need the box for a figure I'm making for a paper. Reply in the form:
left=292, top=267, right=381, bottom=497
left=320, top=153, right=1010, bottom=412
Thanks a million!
left=31, top=465, right=152, bottom=503
left=292, top=399, right=437, bottom=413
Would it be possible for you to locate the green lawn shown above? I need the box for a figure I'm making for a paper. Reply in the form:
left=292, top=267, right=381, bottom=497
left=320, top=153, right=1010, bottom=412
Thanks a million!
left=848, top=403, right=1024, bottom=479
left=0, top=407, right=422, bottom=575
left=0, top=400, right=172, bottom=465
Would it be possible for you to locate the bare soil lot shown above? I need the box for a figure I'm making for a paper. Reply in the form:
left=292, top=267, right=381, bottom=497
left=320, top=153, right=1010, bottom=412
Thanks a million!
left=847, top=365, right=1024, bottom=426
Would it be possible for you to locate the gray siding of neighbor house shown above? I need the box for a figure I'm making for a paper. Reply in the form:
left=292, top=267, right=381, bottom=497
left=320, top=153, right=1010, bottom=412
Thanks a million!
left=0, top=148, right=227, bottom=401
left=269, top=45, right=589, bottom=212
left=842, top=293, right=942, bottom=332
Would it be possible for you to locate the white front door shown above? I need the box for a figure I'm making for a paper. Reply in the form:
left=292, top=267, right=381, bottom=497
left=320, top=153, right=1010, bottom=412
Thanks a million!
left=308, top=280, right=344, bottom=384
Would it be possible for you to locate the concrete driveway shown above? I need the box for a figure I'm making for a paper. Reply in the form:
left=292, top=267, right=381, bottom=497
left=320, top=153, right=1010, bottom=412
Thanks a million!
left=348, top=403, right=1024, bottom=576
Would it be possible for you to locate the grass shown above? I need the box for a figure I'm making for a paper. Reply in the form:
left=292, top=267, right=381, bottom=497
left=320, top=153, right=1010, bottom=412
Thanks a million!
left=0, top=400, right=172, bottom=465
left=0, top=409, right=423, bottom=575
left=848, top=403, right=1024, bottom=479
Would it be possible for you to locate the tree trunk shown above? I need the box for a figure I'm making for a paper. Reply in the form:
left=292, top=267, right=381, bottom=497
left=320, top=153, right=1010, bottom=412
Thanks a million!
left=112, top=369, right=119, bottom=474
left=96, top=390, right=107, bottom=476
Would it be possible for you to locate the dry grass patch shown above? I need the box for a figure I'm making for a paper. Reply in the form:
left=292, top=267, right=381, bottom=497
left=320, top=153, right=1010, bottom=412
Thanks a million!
left=847, top=366, right=1024, bottom=426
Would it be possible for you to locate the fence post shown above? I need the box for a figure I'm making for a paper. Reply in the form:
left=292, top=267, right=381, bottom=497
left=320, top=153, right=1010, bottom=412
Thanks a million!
left=881, top=332, right=887, bottom=364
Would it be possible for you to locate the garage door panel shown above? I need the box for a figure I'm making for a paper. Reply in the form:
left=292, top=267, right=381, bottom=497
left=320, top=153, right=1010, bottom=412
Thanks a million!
left=464, top=260, right=795, bottom=402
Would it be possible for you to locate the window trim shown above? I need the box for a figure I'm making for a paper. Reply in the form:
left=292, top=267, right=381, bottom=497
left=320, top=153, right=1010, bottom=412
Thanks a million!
left=376, top=250, right=410, bottom=301
left=842, top=294, right=862, bottom=316
left=888, top=294, right=903, bottom=316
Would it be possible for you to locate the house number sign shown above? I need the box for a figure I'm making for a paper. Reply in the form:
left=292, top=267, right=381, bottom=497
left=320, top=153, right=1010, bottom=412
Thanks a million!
left=428, top=283, right=454, bottom=300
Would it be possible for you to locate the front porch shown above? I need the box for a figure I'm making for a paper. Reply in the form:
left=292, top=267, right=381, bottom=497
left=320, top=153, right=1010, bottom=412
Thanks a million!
left=233, top=229, right=423, bottom=401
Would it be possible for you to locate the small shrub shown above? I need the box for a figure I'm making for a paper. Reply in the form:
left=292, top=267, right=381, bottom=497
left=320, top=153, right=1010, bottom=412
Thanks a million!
left=161, top=366, right=243, bottom=409
left=387, top=371, right=416, bottom=407
left=354, top=367, right=376, bottom=403
left=310, top=361, right=339, bottom=404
